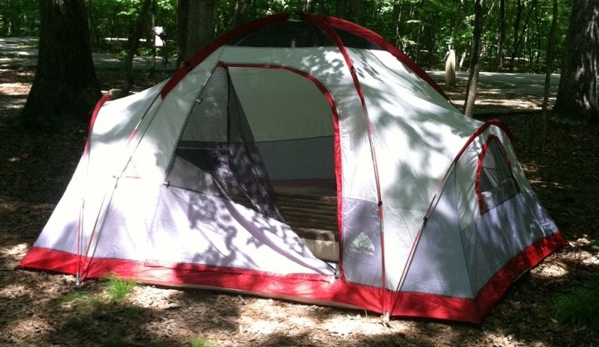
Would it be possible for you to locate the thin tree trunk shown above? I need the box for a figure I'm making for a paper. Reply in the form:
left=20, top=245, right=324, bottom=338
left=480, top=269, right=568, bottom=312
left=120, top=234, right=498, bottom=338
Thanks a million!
left=445, top=49, right=457, bottom=88
left=393, top=3, right=403, bottom=49
left=336, top=0, right=347, bottom=19
left=508, top=0, right=523, bottom=71
left=542, top=0, right=558, bottom=116
left=234, top=0, right=252, bottom=26
left=509, top=0, right=534, bottom=72
left=123, top=0, right=153, bottom=94
left=350, top=0, right=365, bottom=24
left=177, top=0, right=189, bottom=66
left=186, top=0, right=215, bottom=59
left=496, top=0, right=505, bottom=70
left=536, top=0, right=559, bottom=154
left=464, top=0, right=484, bottom=117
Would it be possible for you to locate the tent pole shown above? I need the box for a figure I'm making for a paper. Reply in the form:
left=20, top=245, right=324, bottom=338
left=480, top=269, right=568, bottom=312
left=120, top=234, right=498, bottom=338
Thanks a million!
left=307, top=13, right=389, bottom=314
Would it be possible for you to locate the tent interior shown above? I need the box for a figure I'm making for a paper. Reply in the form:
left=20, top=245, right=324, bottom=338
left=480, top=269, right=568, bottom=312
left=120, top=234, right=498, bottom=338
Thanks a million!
left=168, top=64, right=341, bottom=262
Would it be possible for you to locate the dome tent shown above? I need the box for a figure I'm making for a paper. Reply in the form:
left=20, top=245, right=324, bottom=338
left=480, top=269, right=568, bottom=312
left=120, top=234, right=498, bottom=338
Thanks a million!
left=20, top=13, right=567, bottom=324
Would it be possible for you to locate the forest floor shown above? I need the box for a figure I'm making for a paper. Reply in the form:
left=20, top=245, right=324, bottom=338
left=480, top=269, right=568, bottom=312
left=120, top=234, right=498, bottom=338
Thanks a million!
left=1, top=65, right=598, bottom=347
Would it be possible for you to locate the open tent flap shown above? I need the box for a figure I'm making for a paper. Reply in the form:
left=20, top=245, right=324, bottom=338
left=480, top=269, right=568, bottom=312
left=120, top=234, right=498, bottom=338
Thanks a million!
left=168, top=67, right=283, bottom=221
left=227, top=66, right=336, bottom=185
left=166, top=64, right=340, bottom=263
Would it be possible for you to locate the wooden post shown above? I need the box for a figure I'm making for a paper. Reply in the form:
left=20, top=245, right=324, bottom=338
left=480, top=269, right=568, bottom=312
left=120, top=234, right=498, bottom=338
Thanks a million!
left=445, top=49, right=457, bottom=89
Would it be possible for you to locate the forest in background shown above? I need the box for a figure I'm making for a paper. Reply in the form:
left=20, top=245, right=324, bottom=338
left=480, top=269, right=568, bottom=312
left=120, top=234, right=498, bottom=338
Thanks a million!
left=0, top=0, right=574, bottom=72
left=0, top=1, right=598, bottom=345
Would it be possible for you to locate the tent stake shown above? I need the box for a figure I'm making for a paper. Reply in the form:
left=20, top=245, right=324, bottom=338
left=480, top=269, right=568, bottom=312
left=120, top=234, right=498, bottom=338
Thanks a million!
left=381, top=311, right=390, bottom=323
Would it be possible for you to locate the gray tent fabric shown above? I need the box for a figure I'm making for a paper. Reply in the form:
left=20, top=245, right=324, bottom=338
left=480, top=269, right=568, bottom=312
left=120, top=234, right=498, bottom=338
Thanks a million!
left=20, top=13, right=567, bottom=324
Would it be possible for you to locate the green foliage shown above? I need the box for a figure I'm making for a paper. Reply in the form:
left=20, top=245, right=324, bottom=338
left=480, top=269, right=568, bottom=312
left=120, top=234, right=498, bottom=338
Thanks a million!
left=0, top=0, right=39, bottom=36
left=61, top=275, right=138, bottom=312
left=57, top=279, right=146, bottom=346
left=103, top=273, right=138, bottom=303
left=90, top=0, right=177, bottom=54
left=190, top=338, right=211, bottom=347
left=552, top=279, right=599, bottom=326
left=62, top=303, right=145, bottom=345
left=312, top=0, right=574, bottom=71
left=103, top=333, right=128, bottom=347
left=0, top=0, right=577, bottom=72
left=63, top=290, right=92, bottom=303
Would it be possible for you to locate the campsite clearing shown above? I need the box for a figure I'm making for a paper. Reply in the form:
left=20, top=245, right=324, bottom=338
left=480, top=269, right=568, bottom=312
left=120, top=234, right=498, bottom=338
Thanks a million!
left=1, top=66, right=598, bottom=346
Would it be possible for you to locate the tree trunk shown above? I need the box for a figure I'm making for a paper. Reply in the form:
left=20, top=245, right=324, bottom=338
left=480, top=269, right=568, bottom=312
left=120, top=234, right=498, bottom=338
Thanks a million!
left=123, top=0, right=153, bottom=94
left=234, top=0, right=252, bottom=26
left=177, top=0, right=189, bottom=66
left=348, top=0, right=365, bottom=24
left=542, top=0, right=558, bottom=116
left=336, top=0, right=347, bottom=19
left=393, top=3, right=403, bottom=49
left=508, top=0, right=534, bottom=72
left=21, top=0, right=101, bottom=127
left=552, top=0, right=599, bottom=124
left=496, top=0, right=506, bottom=70
left=463, top=0, right=484, bottom=117
left=533, top=0, right=559, bottom=154
left=508, top=0, right=523, bottom=71
left=186, top=0, right=215, bottom=60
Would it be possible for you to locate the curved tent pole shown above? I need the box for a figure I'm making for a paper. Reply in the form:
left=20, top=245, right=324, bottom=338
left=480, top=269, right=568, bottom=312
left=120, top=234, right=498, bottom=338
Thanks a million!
left=389, top=119, right=512, bottom=311
left=160, top=13, right=292, bottom=98
left=305, top=14, right=389, bottom=317
left=316, top=15, right=450, bottom=101
left=76, top=95, right=111, bottom=284
left=76, top=92, right=163, bottom=282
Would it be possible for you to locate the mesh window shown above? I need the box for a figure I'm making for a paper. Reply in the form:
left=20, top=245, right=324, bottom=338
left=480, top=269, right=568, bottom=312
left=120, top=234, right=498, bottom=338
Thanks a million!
left=477, top=138, right=520, bottom=214
left=166, top=67, right=283, bottom=222
left=227, top=20, right=382, bottom=49
left=333, top=28, right=382, bottom=49
left=228, top=21, right=334, bottom=47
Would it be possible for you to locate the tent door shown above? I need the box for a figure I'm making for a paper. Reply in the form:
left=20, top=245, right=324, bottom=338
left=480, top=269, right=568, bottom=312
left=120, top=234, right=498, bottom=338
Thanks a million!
left=166, top=64, right=340, bottom=262
left=166, top=66, right=283, bottom=221
left=227, top=65, right=340, bottom=262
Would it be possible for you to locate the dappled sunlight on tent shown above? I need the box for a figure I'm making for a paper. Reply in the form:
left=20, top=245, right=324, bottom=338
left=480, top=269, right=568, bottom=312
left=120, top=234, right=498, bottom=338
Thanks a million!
left=94, top=81, right=166, bottom=143
left=148, top=183, right=334, bottom=275
left=19, top=13, right=566, bottom=324
left=399, top=171, right=473, bottom=297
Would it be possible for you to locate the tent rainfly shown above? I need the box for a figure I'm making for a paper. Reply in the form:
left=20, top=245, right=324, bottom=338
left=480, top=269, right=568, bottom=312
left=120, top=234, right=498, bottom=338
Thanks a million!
left=20, top=13, right=567, bottom=324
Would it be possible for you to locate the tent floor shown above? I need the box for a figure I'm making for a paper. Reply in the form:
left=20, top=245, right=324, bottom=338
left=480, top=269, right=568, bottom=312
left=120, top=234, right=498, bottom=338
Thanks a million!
left=273, top=180, right=339, bottom=262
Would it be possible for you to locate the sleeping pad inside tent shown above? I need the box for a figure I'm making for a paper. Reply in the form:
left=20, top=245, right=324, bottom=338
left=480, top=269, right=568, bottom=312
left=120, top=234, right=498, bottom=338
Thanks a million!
left=19, top=13, right=568, bottom=324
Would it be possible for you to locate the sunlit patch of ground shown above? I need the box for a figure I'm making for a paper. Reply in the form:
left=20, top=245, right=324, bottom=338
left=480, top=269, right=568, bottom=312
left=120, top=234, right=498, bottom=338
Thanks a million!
left=0, top=82, right=30, bottom=95
left=0, top=242, right=29, bottom=268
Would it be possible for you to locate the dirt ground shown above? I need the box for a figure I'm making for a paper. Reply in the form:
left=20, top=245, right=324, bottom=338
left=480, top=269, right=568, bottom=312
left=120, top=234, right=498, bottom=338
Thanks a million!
left=1, top=67, right=598, bottom=347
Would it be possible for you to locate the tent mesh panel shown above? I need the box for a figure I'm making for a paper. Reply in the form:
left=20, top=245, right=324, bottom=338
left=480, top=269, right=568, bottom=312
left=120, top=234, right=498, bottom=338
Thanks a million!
left=168, top=68, right=283, bottom=221
left=478, top=139, right=520, bottom=214
left=227, top=20, right=382, bottom=49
